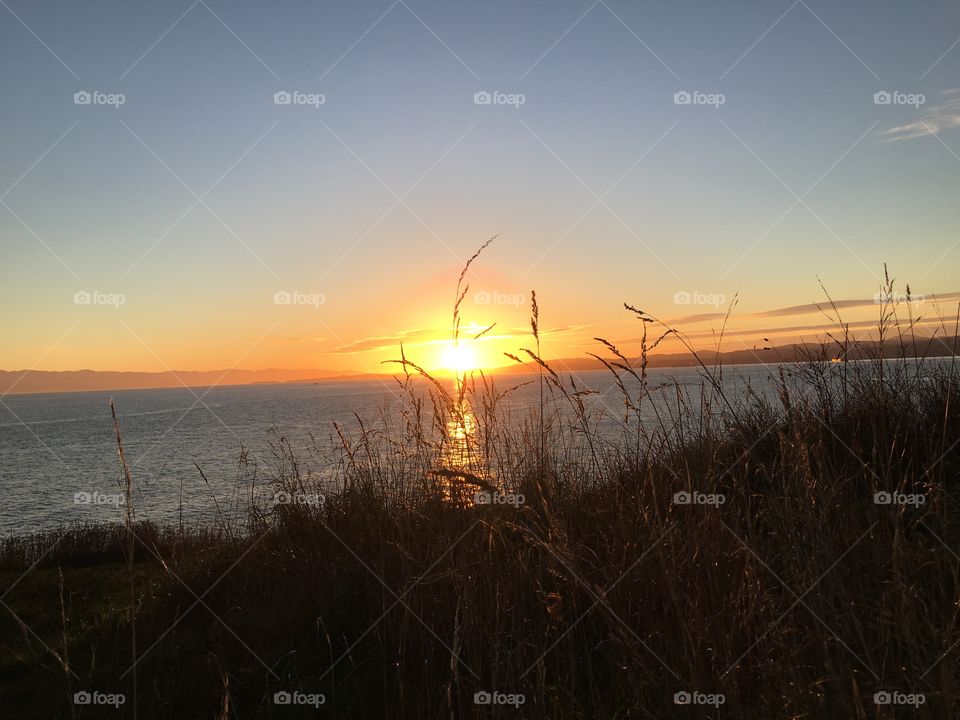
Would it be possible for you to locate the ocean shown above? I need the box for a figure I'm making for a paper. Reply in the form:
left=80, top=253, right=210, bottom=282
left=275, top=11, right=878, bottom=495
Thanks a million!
left=0, top=361, right=944, bottom=536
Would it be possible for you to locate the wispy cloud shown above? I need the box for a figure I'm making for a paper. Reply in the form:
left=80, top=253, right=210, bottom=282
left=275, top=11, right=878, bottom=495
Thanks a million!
left=329, top=323, right=589, bottom=355
left=672, top=291, right=960, bottom=325
left=879, top=88, right=960, bottom=141
left=330, top=329, right=436, bottom=354
left=753, top=298, right=875, bottom=318
left=504, top=324, right=587, bottom=337
left=681, top=316, right=950, bottom=342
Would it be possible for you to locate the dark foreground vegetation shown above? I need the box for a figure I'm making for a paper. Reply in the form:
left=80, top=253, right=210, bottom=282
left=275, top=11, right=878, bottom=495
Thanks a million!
left=2, top=264, right=960, bottom=718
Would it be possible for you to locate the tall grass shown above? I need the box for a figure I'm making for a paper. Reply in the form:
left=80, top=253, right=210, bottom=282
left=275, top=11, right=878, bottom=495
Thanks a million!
left=1, top=252, right=958, bottom=718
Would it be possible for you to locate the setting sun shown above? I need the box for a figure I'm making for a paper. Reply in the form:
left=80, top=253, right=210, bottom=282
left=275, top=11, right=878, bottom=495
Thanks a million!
left=440, top=341, right=479, bottom=374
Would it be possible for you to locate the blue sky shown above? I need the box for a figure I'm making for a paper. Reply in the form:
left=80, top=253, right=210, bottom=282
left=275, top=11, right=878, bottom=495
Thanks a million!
left=2, top=0, right=959, bottom=372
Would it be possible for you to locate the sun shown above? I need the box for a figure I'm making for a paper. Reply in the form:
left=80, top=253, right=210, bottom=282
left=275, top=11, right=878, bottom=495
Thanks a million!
left=441, top=341, right=479, bottom=374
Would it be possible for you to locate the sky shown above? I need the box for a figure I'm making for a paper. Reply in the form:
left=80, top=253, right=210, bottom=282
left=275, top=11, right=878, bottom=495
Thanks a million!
left=2, top=0, right=959, bottom=377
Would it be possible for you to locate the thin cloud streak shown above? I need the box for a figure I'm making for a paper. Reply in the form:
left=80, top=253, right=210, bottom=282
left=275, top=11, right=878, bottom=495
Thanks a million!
left=329, top=324, right=588, bottom=355
left=670, top=291, right=960, bottom=325
left=879, top=89, right=960, bottom=141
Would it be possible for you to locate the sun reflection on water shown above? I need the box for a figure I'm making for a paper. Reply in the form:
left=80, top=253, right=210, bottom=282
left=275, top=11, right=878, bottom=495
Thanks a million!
left=437, top=391, right=488, bottom=503
left=442, top=404, right=476, bottom=468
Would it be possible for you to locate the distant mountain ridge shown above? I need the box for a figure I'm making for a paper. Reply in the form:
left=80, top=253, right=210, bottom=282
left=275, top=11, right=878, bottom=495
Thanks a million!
left=500, top=336, right=960, bottom=375
left=0, top=368, right=350, bottom=396
left=2, top=336, right=957, bottom=395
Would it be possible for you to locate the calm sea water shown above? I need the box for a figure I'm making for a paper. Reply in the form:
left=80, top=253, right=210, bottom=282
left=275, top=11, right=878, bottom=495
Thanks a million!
left=2, top=361, right=943, bottom=536
left=1, top=377, right=411, bottom=536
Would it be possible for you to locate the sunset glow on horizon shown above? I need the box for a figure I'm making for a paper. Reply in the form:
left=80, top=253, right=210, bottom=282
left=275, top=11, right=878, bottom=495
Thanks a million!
left=2, top=0, right=959, bottom=383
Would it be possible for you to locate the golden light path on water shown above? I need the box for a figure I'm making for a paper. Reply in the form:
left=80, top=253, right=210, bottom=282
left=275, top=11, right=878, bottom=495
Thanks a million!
left=437, top=382, right=526, bottom=509
left=437, top=373, right=487, bottom=503
left=441, top=402, right=477, bottom=470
